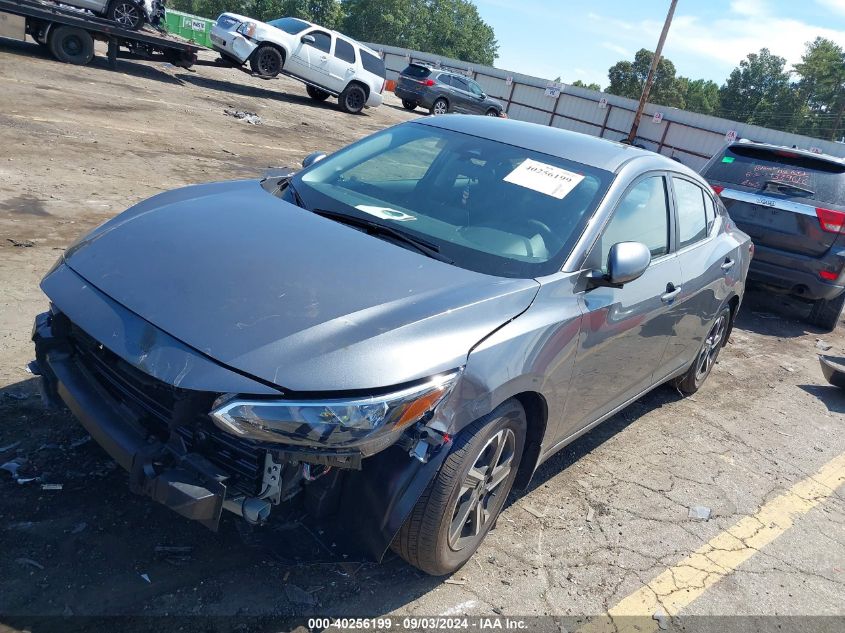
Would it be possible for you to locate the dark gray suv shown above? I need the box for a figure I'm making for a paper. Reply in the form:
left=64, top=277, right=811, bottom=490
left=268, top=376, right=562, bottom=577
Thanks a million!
left=702, top=141, right=845, bottom=330
left=395, top=63, right=505, bottom=117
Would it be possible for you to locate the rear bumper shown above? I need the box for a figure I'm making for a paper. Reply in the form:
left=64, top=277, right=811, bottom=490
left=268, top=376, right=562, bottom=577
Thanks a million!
left=748, top=245, right=845, bottom=301
left=394, top=86, right=432, bottom=108
left=33, top=311, right=228, bottom=530
left=366, top=91, right=383, bottom=108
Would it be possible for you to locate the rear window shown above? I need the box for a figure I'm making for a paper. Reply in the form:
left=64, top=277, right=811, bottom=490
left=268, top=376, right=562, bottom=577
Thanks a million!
left=335, top=39, right=355, bottom=63
left=402, top=64, right=431, bottom=79
left=267, top=17, right=310, bottom=34
left=705, top=145, right=845, bottom=206
left=361, top=51, right=386, bottom=78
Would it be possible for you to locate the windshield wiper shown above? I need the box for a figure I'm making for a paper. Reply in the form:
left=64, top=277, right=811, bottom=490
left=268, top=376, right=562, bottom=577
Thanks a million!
left=763, top=179, right=815, bottom=197
left=285, top=179, right=307, bottom=208
left=312, top=208, right=454, bottom=264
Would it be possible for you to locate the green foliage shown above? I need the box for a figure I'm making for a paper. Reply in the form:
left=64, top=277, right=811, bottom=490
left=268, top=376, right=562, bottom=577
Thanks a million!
left=677, top=77, right=719, bottom=115
left=607, top=48, right=684, bottom=108
left=571, top=79, right=601, bottom=91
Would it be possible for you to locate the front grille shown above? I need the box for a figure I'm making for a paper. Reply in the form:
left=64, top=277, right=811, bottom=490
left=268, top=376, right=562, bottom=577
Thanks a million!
left=69, top=323, right=263, bottom=497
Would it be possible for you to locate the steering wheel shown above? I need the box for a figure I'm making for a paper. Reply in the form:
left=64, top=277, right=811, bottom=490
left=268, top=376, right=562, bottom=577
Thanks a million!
left=518, top=218, right=563, bottom=252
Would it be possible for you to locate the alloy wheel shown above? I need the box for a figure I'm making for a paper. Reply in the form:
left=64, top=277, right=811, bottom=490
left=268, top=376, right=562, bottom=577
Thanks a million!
left=448, top=428, right=515, bottom=551
left=433, top=100, right=448, bottom=115
left=113, top=3, right=140, bottom=28
left=695, top=312, right=727, bottom=382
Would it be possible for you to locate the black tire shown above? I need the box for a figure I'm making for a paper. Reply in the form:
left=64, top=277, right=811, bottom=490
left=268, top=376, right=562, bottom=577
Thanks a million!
left=249, top=45, right=283, bottom=78
left=430, top=97, right=449, bottom=115
left=485, top=108, right=500, bottom=117
left=401, top=99, right=417, bottom=111
left=391, top=399, right=526, bottom=576
left=107, top=0, right=143, bottom=30
left=672, top=305, right=732, bottom=395
left=339, top=83, right=367, bottom=114
left=48, top=26, right=94, bottom=65
left=306, top=85, right=330, bottom=101
left=808, top=292, right=845, bottom=331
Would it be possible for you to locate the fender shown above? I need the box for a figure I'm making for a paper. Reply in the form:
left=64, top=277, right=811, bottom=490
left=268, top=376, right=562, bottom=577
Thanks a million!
left=341, top=440, right=451, bottom=560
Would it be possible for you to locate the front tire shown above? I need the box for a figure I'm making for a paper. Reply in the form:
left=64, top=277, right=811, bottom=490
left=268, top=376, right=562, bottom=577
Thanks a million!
left=339, top=83, right=367, bottom=114
left=249, top=45, right=283, bottom=78
left=430, top=97, right=449, bottom=115
left=391, top=399, right=526, bottom=576
left=808, top=292, right=845, bottom=331
left=486, top=108, right=500, bottom=117
left=107, top=0, right=143, bottom=30
left=306, top=85, right=330, bottom=101
left=48, top=26, right=94, bottom=65
left=673, top=305, right=731, bottom=395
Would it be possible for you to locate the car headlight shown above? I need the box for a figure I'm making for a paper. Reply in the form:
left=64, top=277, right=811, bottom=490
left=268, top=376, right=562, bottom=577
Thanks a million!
left=237, top=21, right=257, bottom=38
left=210, top=370, right=460, bottom=456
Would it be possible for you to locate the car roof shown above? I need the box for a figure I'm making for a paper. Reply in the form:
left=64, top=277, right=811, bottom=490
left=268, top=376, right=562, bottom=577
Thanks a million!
left=413, top=116, right=674, bottom=173
left=725, top=140, right=845, bottom=166
left=261, top=15, right=380, bottom=57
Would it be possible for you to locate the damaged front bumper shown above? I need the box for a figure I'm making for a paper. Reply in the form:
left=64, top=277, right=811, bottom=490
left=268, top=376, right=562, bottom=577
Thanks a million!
left=32, top=309, right=451, bottom=557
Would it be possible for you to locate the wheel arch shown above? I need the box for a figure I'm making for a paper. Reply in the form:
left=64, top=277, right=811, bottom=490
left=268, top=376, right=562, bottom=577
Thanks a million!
left=510, top=391, right=548, bottom=489
left=344, top=79, right=370, bottom=98
left=249, top=41, right=287, bottom=63
left=725, top=293, right=741, bottom=343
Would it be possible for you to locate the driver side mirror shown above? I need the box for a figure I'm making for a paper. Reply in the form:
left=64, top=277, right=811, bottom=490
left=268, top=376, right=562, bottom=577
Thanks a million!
left=588, top=241, right=651, bottom=288
left=302, top=151, right=327, bottom=168
left=301, top=34, right=315, bottom=44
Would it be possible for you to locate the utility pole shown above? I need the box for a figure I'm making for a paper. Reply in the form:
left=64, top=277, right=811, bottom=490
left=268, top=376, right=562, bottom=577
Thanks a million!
left=627, top=0, right=679, bottom=143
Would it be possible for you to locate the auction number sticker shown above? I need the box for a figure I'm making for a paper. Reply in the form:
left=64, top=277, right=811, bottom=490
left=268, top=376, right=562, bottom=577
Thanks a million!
left=503, top=159, right=584, bottom=199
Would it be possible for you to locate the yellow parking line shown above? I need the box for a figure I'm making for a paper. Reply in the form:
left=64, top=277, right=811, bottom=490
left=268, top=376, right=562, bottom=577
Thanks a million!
left=580, top=452, right=845, bottom=632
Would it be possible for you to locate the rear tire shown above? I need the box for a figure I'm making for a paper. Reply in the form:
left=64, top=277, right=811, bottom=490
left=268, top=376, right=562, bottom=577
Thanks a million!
left=249, top=45, right=283, bottom=78
left=672, top=305, right=731, bottom=395
left=306, top=85, right=330, bottom=101
left=402, top=99, right=417, bottom=110
left=339, top=83, right=367, bottom=114
left=391, top=399, right=526, bottom=576
left=48, top=26, right=94, bottom=65
left=486, top=108, right=499, bottom=117
left=430, top=97, right=449, bottom=115
left=107, top=0, right=143, bottom=30
left=809, top=292, right=845, bottom=331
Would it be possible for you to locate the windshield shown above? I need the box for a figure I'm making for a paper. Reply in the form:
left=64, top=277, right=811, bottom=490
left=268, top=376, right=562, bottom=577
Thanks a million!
left=267, top=17, right=310, bottom=34
left=292, top=123, right=613, bottom=278
left=705, top=145, right=845, bottom=205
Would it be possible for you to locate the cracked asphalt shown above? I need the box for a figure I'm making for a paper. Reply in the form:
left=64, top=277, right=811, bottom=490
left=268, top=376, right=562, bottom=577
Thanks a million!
left=0, top=38, right=843, bottom=632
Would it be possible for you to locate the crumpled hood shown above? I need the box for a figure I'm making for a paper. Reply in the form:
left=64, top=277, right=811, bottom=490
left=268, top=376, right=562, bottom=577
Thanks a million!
left=59, top=180, right=539, bottom=392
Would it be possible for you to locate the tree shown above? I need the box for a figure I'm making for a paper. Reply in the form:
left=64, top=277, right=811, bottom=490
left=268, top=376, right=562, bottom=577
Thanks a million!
left=716, top=48, right=793, bottom=127
left=606, top=48, right=684, bottom=108
left=793, top=37, right=845, bottom=139
left=571, top=79, right=601, bottom=91
left=677, top=77, right=719, bottom=115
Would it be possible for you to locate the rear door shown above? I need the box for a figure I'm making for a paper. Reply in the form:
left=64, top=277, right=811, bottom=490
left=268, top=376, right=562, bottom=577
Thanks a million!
left=449, top=76, right=473, bottom=113
left=325, top=37, right=356, bottom=93
left=703, top=145, right=845, bottom=257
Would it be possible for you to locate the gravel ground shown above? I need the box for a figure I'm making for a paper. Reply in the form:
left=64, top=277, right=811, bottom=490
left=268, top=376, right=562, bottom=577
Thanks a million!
left=0, top=37, right=843, bottom=633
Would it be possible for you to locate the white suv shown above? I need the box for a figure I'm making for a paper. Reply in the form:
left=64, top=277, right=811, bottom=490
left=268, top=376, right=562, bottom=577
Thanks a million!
left=210, top=15, right=386, bottom=114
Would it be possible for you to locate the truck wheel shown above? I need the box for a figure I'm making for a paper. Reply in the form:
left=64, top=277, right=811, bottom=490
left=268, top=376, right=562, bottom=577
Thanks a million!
left=48, top=26, right=95, bottom=65
left=107, top=0, right=144, bottom=30
left=391, top=399, right=526, bottom=576
left=306, top=85, right=330, bottom=101
left=809, top=292, right=845, bottom=331
left=401, top=99, right=417, bottom=110
left=430, top=97, right=449, bottom=115
left=339, top=83, right=367, bottom=114
left=249, top=45, right=283, bottom=78
left=672, top=305, right=731, bottom=395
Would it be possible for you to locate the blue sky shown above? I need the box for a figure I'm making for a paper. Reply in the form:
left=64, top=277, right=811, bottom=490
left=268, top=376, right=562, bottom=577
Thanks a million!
left=473, top=0, right=845, bottom=87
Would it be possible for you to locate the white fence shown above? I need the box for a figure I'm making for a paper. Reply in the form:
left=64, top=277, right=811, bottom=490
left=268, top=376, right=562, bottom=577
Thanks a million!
left=366, top=43, right=845, bottom=170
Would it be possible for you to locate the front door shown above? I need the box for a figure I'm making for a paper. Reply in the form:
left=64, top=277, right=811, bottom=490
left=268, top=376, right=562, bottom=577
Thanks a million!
left=562, top=174, right=683, bottom=436
left=290, top=29, right=333, bottom=84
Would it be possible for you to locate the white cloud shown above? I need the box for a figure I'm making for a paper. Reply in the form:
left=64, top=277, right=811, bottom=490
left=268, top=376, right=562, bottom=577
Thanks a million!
left=816, top=0, right=845, bottom=16
left=602, top=42, right=631, bottom=57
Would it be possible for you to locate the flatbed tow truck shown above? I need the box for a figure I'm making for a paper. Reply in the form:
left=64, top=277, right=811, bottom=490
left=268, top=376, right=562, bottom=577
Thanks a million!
left=0, top=0, right=199, bottom=68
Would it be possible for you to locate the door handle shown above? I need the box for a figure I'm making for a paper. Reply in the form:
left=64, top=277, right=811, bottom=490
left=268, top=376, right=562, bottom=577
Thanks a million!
left=661, top=283, right=682, bottom=303
left=721, top=258, right=735, bottom=271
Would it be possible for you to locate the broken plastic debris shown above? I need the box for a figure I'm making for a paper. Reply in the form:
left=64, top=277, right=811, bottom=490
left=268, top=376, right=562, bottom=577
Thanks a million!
left=223, top=108, right=262, bottom=125
left=69, top=436, right=92, bottom=449
left=523, top=505, right=545, bottom=519
left=15, top=557, right=45, bottom=571
left=586, top=506, right=596, bottom=522
left=2, top=457, right=40, bottom=484
left=816, top=339, right=833, bottom=351
left=0, top=441, right=21, bottom=454
left=41, top=483, right=63, bottom=491
left=140, top=573, right=151, bottom=583
left=688, top=505, right=712, bottom=521
left=71, top=522, right=88, bottom=534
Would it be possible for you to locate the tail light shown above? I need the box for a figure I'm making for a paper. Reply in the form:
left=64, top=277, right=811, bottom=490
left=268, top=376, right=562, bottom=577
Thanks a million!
left=423, top=78, right=435, bottom=86
left=819, top=269, right=839, bottom=281
left=711, top=185, right=724, bottom=196
left=815, top=207, right=845, bottom=233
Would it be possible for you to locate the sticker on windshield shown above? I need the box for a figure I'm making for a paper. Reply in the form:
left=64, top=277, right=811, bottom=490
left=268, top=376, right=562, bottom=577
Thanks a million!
left=503, top=159, right=585, bottom=199
left=355, top=205, right=416, bottom=221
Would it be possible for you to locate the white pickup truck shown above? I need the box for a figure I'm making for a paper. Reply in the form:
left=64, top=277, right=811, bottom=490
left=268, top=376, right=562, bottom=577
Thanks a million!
left=210, top=14, right=385, bottom=114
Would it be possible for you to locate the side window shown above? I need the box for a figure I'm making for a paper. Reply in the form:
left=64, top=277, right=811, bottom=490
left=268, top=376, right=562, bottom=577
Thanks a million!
left=673, top=178, right=708, bottom=248
left=305, top=30, right=331, bottom=54
left=334, top=39, right=356, bottom=64
left=452, top=76, right=469, bottom=92
left=468, top=80, right=483, bottom=96
left=598, top=176, right=670, bottom=270
left=703, top=192, right=716, bottom=233
left=437, top=74, right=453, bottom=87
